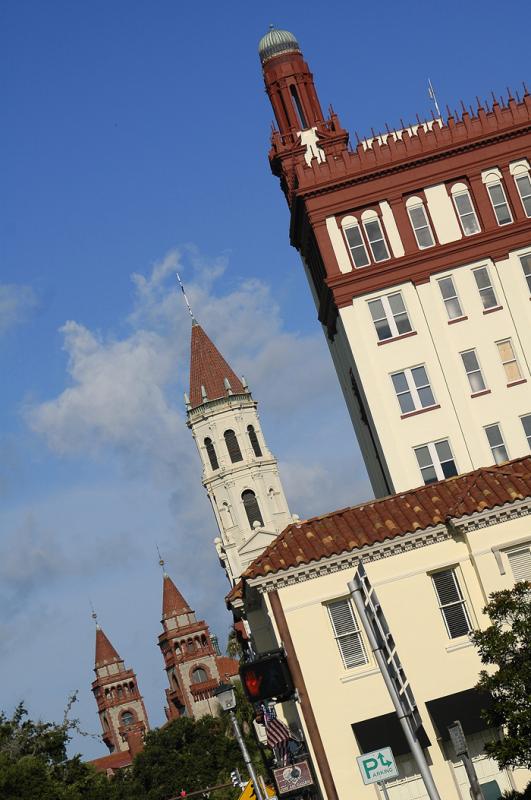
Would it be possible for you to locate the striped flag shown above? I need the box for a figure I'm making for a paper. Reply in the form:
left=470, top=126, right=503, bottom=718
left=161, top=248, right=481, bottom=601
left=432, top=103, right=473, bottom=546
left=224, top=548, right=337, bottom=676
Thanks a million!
left=262, top=705, right=294, bottom=766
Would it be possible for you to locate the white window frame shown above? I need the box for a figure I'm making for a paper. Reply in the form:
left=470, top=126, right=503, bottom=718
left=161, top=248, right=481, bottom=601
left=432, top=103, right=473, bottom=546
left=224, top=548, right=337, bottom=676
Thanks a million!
left=414, top=439, right=457, bottom=484
left=519, top=252, right=531, bottom=293
left=496, top=338, right=523, bottom=384
left=450, top=183, right=481, bottom=236
left=484, top=423, right=509, bottom=465
left=342, top=216, right=371, bottom=269
left=327, top=598, right=369, bottom=669
left=406, top=196, right=435, bottom=249
left=460, top=349, right=487, bottom=394
left=437, top=275, right=464, bottom=320
left=510, top=160, right=531, bottom=218
left=368, top=291, right=413, bottom=342
left=431, top=568, right=472, bottom=639
left=361, top=210, right=390, bottom=263
left=472, top=266, right=499, bottom=310
left=482, top=169, right=513, bottom=226
left=391, top=365, right=436, bottom=415
left=520, top=414, right=531, bottom=449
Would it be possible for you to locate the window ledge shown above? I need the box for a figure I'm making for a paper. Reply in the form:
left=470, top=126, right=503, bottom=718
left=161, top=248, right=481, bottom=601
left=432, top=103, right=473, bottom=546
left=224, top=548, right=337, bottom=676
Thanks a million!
left=340, top=666, right=380, bottom=683
left=507, top=378, right=527, bottom=388
left=483, top=305, right=503, bottom=315
left=377, top=331, right=417, bottom=346
left=471, top=389, right=491, bottom=398
left=445, top=638, right=474, bottom=653
left=401, top=404, right=440, bottom=420
left=448, top=315, right=468, bottom=325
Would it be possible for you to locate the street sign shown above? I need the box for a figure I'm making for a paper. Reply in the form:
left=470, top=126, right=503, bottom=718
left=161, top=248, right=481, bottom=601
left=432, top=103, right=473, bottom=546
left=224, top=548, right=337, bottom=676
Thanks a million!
left=238, top=781, right=256, bottom=800
left=273, top=760, right=314, bottom=795
left=356, top=747, right=399, bottom=785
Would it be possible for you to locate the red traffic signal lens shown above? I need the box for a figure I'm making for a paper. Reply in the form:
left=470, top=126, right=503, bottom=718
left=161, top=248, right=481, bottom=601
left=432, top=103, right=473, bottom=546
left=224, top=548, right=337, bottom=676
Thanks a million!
left=243, top=669, right=262, bottom=698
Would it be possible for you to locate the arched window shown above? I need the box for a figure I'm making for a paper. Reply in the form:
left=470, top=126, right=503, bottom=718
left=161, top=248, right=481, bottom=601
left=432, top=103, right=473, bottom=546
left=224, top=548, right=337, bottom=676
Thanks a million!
left=510, top=160, right=531, bottom=217
left=187, top=639, right=194, bottom=653
left=482, top=169, right=513, bottom=225
left=204, top=438, right=219, bottom=470
left=121, top=711, right=134, bottom=726
left=242, top=490, right=264, bottom=529
left=192, top=667, right=208, bottom=684
left=406, top=196, right=435, bottom=248
left=175, top=641, right=181, bottom=654
left=450, top=183, right=480, bottom=235
left=247, top=425, right=262, bottom=457
left=117, top=685, right=123, bottom=698
left=342, top=215, right=370, bottom=268
left=361, top=210, right=390, bottom=262
left=290, top=85, right=308, bottom=129
left=224, top=430, right=243, bottom=463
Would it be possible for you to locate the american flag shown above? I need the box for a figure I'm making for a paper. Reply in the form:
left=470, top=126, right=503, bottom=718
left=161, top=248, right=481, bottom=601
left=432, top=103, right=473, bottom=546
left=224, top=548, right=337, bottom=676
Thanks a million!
left=262, top=704, right=294, bottom=767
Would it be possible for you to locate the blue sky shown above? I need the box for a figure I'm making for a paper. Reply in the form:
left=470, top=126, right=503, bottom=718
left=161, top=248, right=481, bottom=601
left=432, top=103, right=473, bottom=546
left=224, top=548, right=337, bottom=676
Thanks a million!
left=1, top=0, right=529, bottom=759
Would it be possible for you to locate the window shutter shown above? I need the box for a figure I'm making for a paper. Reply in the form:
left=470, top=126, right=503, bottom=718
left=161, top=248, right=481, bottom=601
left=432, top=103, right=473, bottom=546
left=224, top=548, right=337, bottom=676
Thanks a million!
left=507, top=546, right=531, bottom=583
left=328, top=600, right=368, bottom=668
left=224, top=430, right=243, bottom=463
left=432, top=570, right=471, bottom=639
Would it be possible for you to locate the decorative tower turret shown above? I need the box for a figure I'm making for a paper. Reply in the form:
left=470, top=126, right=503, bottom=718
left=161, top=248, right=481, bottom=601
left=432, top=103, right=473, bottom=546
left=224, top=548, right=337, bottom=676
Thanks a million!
left=186, top=319, right=293, bottom=585
left=91, top=621, right=149, bottom=757
left=157, top=567, right=238, bottom=720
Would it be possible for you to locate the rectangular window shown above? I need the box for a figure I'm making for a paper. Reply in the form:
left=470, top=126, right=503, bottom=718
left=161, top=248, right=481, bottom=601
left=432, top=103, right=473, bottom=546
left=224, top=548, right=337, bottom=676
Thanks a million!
left=506, top=544, right=531, bottom=583
left=432, top=570, right=472, bottom=639
left=408, top=203, right=435, bottom=248
left=487, top=182, right=513, bottom=225
left=453, top=190, right=481, bottom=235
left=520, top=254, right=531, bottom=293
left=391, top=366, right=436, bottom=414
left=327, top=599, right=368, bottom=669
left=484, top=423, right=509, bottom=464
left=344, top=224, right=370, bottom=268
left=521, top=414, right=531, bottom=449
left=515, top=173, right=531, bottom=217
left=363, top=217, right=390, bottom=262
left=414, top=439, right=457, bottom=485
left=460, top=349, right=486, bottom=393
left=368, top=292, right=413, bottom=341
left=438, top=276, right=463, bottom=320
left=473, top=266, right=499, bottom=310
left=497, top=339, right=522, bottom=384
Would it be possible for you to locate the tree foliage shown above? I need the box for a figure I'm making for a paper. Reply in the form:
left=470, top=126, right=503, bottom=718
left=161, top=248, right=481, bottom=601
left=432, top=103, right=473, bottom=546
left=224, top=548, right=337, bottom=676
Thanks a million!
left=470, top=581, right=531, bottom=771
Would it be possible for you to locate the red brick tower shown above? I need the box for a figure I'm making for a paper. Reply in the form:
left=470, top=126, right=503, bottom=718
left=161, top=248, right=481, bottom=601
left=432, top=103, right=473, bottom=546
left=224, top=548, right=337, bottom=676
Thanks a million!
left=259, top=28, right=531, bottom=498
left=157, top=565, right=238, bottom=720
left=91, top=620, right=149, bottom=761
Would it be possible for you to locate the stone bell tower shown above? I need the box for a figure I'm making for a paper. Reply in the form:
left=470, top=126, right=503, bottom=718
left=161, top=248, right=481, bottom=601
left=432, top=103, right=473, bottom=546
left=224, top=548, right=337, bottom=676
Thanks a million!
left=185, top=319, right=293, bottom=585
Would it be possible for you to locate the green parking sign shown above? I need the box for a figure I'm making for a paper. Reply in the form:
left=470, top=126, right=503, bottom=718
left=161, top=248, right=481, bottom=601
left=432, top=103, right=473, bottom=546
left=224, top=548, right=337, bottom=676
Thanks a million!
left=356, top=746, right=399, bottom=785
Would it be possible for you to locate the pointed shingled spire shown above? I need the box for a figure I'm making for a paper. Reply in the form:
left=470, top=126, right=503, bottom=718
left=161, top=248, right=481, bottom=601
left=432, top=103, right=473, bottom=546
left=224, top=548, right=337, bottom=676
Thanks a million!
left=189, top=323, right=245, bottom=409
left=95, top=626, right=121, bottom=668
left=162, top=573, right=192, bottom=620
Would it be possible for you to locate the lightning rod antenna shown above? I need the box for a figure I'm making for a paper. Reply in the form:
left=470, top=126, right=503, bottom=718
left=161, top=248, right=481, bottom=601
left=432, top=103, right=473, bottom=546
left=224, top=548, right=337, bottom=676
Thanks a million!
left=176, top=272, right=196, bottom=322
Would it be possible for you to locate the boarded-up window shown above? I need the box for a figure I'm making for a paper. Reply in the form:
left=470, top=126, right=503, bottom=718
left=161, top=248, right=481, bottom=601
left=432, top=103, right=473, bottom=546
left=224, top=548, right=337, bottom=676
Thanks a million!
left=224, top=429, right=243, bottom=463
left=204, top=438, right=219, bottom=470
left=242, top=490, right=263, bottom=528
left=327, top=599, right=368, bottom=669
left=247, top=425, right=262, bottom=457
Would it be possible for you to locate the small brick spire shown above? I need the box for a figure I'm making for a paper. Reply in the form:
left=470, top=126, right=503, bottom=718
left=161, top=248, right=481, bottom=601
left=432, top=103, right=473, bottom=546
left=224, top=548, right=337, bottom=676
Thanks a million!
left=189, top=323, right=245, bottom=409
left=95, top=626, right=121, bottom=668
left=162, top=573, right=192, bottom=620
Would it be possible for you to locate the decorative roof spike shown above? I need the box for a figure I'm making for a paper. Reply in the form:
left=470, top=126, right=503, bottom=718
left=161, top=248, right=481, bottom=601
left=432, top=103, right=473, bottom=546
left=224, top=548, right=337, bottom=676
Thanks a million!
left=184, top=392, right=191, bottom=410
left=241, top=375, right=248, bottom=391
left=201, top=384, right=208, bottom=403
left=223, top=377, right=233, bottom=396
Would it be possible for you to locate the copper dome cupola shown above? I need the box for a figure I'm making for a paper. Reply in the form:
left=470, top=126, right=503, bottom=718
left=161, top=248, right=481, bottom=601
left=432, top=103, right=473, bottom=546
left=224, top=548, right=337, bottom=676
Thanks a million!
left=258, top=27, right=301, bottom=65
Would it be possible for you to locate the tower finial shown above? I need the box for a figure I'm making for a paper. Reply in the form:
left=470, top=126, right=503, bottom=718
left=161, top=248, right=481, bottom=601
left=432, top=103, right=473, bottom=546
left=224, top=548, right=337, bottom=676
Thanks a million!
left=176, top=272, right=196, bottom=324
left=90, top=599, right=99, bottom=629
left=156, top=544, right=168, bottom=577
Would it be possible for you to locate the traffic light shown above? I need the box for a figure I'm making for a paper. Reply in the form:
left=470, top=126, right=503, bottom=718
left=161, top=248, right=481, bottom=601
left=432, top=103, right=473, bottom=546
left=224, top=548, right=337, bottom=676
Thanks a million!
left=230, top=769, right=242, bottom=787
left=239, top=650, right=294, bottom=703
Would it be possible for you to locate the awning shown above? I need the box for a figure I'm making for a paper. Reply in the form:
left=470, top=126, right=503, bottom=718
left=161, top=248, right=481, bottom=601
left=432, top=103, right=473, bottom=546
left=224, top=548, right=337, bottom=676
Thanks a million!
left=352, top=712, right=431, bottom=757
left=425, top=688, right=493, bottom=741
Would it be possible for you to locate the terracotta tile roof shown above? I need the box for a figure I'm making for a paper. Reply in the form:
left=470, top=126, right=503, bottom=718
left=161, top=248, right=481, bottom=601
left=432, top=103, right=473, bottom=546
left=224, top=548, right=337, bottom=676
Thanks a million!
left=189, top=322, right=245, bottom=408
left=95, top=627, right=121, bottom=668
left=90, top=750, right=133, bottom=772
left=240, top=456, right=531, bottom=582
left=162, top=573, right=192, bottom=619
left=216, top=655, right=240, bottom=679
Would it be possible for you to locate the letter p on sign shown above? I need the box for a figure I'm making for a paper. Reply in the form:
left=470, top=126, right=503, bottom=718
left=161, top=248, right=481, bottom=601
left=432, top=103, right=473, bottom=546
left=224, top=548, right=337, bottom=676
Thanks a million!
left=356, top=747, right=399, bottom=785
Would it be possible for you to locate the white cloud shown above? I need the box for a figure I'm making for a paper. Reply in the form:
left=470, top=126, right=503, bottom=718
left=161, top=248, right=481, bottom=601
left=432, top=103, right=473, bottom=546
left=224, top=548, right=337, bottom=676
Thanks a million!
left=0, top=283, right=37, bottom=336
